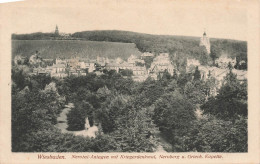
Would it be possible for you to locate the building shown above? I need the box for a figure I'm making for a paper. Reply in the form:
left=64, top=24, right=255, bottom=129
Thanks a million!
left=14, top=55, right=28, bottom=65
left=200, top=31, right=210, bottom=54
left=149, top=53, right=174, bottom=76
left=69, top=68, right=86, bottom=77
left=96, top=56, right=109, bottom=66
left=186, top=58, right=201, bottom=73
left=29, top=51, right=43, bottom=65
left=105, top=61, right=147, bottom=81
left=215, top=56, right=236, bottom=69
left=56, top=57, right=66, bottom=65
left=55, top=25, right=59, bottom=36
left=50, top=63, right=68, bottom=78
left=85, top=63, right=96, bottom=73
left=127, top=54, right=145, bottom=66
left=187, top=58, right=200, bottom=67
left=31, top=66, right=50, bottom=76
left=141, top=52, right=154, bottom=59
left=105, top=63, right=121, bottom=72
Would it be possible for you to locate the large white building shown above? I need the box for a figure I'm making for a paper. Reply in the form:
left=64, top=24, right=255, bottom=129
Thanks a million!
left=127, top=54, right=145, bottom=66
left=149, top=53, right=174, bottom=76
left=215, top=56, right=236, bottom=69
left=200, top=32, right=211, bottom=54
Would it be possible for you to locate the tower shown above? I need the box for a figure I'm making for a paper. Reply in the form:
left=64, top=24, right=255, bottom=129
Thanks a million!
left=55, top=25, right=59, bottom=36
left=200, top=31, right=210, bottom=54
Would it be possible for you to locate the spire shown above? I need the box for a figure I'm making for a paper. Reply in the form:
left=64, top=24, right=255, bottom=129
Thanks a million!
left=55, top=25, right=59, bottom=36
left=203, top=28, right=207, bottom=36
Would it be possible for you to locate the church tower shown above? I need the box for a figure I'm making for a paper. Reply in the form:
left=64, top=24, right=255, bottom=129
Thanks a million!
left=55, top=25, right=59, bottom=36
left=200, top=31, right=210, bottom=54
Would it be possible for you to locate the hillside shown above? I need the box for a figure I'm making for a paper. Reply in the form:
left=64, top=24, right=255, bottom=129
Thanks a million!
left=12, top=30, right=247, bottom=64
left=12, top=40, right=141, bottom=60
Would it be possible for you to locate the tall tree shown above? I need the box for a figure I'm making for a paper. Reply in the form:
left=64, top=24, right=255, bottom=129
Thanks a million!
left=153, top=91, right=196, bottom=151
left=210, top=44, right=221, bottom=65
left=193, top=66, right=201, bottom=81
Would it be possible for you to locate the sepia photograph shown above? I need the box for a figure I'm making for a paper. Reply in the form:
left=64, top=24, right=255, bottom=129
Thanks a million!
left=1, top=0, right=260, bottom=163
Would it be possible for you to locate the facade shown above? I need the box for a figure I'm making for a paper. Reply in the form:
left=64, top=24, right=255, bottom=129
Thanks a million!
left=132, top=66, right=147, bottom=76
left=127, top=54, right=145, bottom=66
left=200, top=32, right=210, bottom=54
left=149, top=53, right=174, bottom=76
left=187, top=58, right=200, bottom=67
left=50, top=63, right=67, bottom=78
left=32, top=66, right=49, bottom=76
left=105, top=61, right=147, bottom=81
left=96, top=56, right=109, bottom=66
left=14, top=55, right=27, bottom=65
left=215, top=56, right=236, bottom=69
left=29, top=52, right=43, bottom=65
left=141, top=52, right=154, bottom=59
left=83, top=63, right=95, bottom=73
left=187, top=58, right=201, bottom=73
left=56, top=57, right=67, bottom=65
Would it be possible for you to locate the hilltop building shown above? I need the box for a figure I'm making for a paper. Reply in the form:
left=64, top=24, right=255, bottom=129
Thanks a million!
left=200, top=31, right=210, bottom=54
left=55, top=25, right=59, bottom=36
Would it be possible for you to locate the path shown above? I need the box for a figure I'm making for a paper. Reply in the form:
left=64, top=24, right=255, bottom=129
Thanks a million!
left=55, top=103, right=98, bottom=138
left=154, top=131, right=172, bottom=152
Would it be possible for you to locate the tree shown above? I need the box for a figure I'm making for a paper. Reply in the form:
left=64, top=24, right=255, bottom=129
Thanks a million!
left=120, top=69, right=133, bottom=77
left=12, top=82, right=65, bottom=151
left=153, top=91, right=196, bottom=151
left=111, top=108, right=159, bottom=152
left=201, top=71, right=247, bottom=120
left=210, top=44, right=221, bottom=65
left=193, top=66, right=201, bottom=81
left=97, top=95, right=129, bottom=133
left=199, top=48, right=210, bottom=65
left=96, top=85, right=112, bottom=102
left=182, top=115, right=247, bottom=152
left=184, top=81, right=206, bottom=105
left=67, top=101, right=93, bottom=131
left=173, top=69, right=178, bottom=80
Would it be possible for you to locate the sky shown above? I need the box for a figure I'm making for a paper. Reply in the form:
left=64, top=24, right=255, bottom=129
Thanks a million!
left=3, top=0, right=247, bottom=40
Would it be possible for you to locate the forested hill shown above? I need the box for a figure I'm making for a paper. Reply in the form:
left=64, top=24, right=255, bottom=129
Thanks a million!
left=72, top=30, right=246, bottom=58
left=12, top=30, right=247, bottom=61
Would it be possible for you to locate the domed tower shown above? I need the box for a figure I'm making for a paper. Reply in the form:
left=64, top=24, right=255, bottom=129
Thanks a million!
left=55, top=25, right=59, bottom=36
left=200, top=31, right=210, bottom=54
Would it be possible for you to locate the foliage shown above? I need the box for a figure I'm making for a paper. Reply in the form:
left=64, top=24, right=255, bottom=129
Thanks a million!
left=112, top=108, right=159, bottom=152
left=12, top=82, right=65, bottom=151
left=11, top=54, right=248, bottom=152
left=120, top=69, right=133, bottom=77
left=13, top=30, right=247, bottom=70
left=96, top=95, right=129, bottom=133
left=153, top=91, right=196, bottom=151
left=184, top=81, right=206, bottom=105
left=67, top=101, right=93, bottom=131
left=13, top=127, right=117, bottom=152
left=210, top=44, right=221, bottom=65
left=193, top=66, right=201, bottom=81
left=201, top=71, right=247, bottom=120
left=182, top=116, right=247, bottom=152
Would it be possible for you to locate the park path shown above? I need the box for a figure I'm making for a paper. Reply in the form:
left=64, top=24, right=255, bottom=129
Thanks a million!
left=55, top=103, right=98, bottom=138
left=154, top=131, right=172, bottom=152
